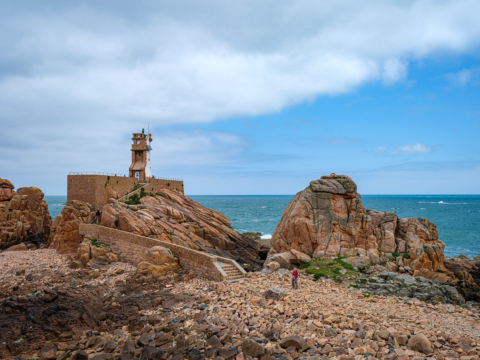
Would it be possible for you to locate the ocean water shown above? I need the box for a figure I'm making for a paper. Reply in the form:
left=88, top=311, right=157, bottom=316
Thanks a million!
left=45, top=195, right=480, bottom=258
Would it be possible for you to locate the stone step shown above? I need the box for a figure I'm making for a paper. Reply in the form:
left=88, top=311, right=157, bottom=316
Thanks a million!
left=223, top=269, right=241, bottom=274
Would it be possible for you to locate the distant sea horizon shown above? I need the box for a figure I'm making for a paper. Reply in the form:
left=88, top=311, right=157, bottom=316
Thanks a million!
left=45, top=194, right=480, bottom=258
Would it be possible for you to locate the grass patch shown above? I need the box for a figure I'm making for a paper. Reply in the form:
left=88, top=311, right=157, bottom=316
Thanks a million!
left=91, top=239, right=105, bottom=248
left=392, top=251, right=400, bottom=258
left=301, top=257, right=359, bottom=280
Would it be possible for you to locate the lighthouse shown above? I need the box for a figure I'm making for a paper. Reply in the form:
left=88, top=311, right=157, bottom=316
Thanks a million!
left=129, top=128, right=152, bottom=182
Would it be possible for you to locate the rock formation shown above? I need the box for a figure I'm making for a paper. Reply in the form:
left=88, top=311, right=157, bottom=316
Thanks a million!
left=101, top=189, right=262, bottom=269
left=0, top=179, right=51, bottom=249
left=48, top=200, right=95, bottom=253
left=270, top=174, right=457, bottom=282
left=135, top=246, right=181, bottom=283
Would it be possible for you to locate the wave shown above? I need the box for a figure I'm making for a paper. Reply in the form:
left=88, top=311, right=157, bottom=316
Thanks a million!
left=418, top=201, right=467, bottom=204
left=261, top=234, right=272, bottom=240
left=420, top=208, right=426, bottom=210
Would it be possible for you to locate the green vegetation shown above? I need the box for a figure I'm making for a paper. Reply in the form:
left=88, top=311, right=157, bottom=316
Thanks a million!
left=363, top=293, right=371, bottom=298
left=125, top=193, right=141, bottom=205
left=91, top=239, right=105, bottom=248
left=125, top=187, right=151, bottom=205
left=403, top=253, right=411, bottom=259
left=332, top=267, right=342, bottom=274
left=313, top=271, right=327, bottom=280
left=301, top=256, right=359, bottom=280
left=167, top=182, right=170, bottom=186
left=298, top=263, right=310, bottom=270
left=392, top=251, right=400, bottom=258
left=107, top=175, right=110, bottom=181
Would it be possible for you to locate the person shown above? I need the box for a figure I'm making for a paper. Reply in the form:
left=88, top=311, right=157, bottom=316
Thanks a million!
left=292, top=268, right=299, bottom=290
left=95, top=210, right=100, bottom=224
left=114, top=218, right=119, bottom=229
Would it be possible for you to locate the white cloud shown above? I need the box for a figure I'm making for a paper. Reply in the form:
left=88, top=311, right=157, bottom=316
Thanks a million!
left=375, top=144, right=434, bottom=156
left=1, top=1, right=480, bottom=192
left=392, top=144, right=433, bottom=155
left=374, top=146, right=388, bottom=154
left=444, top=68, right=480, bottom=86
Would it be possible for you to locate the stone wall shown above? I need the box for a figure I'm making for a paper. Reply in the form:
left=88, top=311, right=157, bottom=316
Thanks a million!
left=79, top=224, right=241, bottom=281
left=68, top=175, right=184, bottom=210
left=118, top=179, right=184, bottom=202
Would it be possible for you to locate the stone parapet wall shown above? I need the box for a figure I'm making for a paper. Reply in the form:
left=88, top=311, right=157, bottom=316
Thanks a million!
left=68, top=175, right=184, bottom=210
left=79, top=224, right=237, bottom=281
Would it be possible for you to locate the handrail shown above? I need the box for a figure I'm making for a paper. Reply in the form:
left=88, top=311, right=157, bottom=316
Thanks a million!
left=68, top=172, right=182, bottom=181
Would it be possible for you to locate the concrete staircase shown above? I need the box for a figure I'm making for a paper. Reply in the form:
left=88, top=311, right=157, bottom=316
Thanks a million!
left=218, top=262, right=245, bottom=281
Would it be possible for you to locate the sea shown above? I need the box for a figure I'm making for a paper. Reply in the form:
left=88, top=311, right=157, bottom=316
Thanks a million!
left=44, top=195, right=480, bottom=258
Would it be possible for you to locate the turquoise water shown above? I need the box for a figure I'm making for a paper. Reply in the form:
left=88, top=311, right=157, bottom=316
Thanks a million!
left=45, top=195, right=480, bottom=258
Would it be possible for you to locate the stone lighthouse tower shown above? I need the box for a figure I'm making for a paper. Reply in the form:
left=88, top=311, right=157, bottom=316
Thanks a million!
left=129, top=129, right=152, bottom=182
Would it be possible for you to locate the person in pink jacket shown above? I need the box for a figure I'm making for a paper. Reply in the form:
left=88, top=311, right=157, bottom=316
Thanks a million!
left=292, top=269, right=299, bottom=289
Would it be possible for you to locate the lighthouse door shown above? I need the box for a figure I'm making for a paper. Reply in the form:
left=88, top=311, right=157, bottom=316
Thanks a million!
left=135, top=172, right=139, bottom=179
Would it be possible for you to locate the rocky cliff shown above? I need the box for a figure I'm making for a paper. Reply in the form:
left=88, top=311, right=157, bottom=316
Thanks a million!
left=0, top=179, right=51, bottom=249
left=101, top=189, right=262, bottom=269
left=270, top=174, right=457, bottom=282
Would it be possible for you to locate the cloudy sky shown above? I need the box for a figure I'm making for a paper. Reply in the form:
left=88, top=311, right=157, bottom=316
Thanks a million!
left=1, top=0, right=479, bottom=195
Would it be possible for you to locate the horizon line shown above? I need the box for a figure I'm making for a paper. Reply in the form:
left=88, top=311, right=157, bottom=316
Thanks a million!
left=43, top=194, right=480, bottom=197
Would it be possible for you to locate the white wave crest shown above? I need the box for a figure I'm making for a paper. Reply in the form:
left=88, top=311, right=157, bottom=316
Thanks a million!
left=418, top=201, right=467, bottom=205
left=261, top=234, right=272, bottom=240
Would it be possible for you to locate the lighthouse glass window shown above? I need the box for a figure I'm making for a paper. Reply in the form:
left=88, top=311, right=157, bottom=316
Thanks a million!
left=138, top=151, right=142, bottom=157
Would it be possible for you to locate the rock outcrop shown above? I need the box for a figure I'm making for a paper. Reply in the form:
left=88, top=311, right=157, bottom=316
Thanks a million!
left=270, top=174, right=457, bottom=282
left=356, top=271, right=465, bottom=305
left=0, top=179, right=51, bottom=249
left=135, top=246, right=180, bottom=282
left=101, top=189, right=262, bottom=269
left=48, top=200, right=95, bottom=253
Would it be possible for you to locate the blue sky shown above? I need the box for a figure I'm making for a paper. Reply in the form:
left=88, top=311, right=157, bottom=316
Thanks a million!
left=1, top=1, right=479, bottom=195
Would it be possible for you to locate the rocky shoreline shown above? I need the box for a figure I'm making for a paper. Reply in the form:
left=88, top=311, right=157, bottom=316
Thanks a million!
left=1, top=249, right=479, bottom=360
left=1, top=175, right=479, bottom=359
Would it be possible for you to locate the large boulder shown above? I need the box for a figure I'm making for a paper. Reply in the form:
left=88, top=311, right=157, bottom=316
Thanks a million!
left=102, top=190, right=262, bottom=270
left=271, top=174, right=373, bottom=258
left=0, top=181, right=51, bottom=249
left=269, top=174, right=458, bottom=282
left=0, top=179, right=14, bottom=203
left=48, top=200, right=95, bottom=253
left=145, top=246, right=175, bottom=265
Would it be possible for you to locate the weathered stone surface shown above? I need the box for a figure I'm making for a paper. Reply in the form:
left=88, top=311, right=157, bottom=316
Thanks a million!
left=279, top=335, right=305, bottom=350
left=269, top=174, right=458, bottom=282
left=0, top=179, right=14, bottom=202
left=242, top=338, right=265, bottom=357
left=357, top=272, right=465, bottom=305
left=407, top=333, right=433, bottom=354
left=145, top=246, right=175, bottom=265
left=101, top=191, right=261, bottom=269
left=0, top=181, right=51, bottom=249
left=39, top=343, right=57, bottom=360
left=267, top=261, right=280, bottom=271
left=48, top=200, right=95, bottom=253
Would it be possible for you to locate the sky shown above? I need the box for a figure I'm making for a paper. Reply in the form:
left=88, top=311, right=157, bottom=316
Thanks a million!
left=1, top=0, right=479, bottom=195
